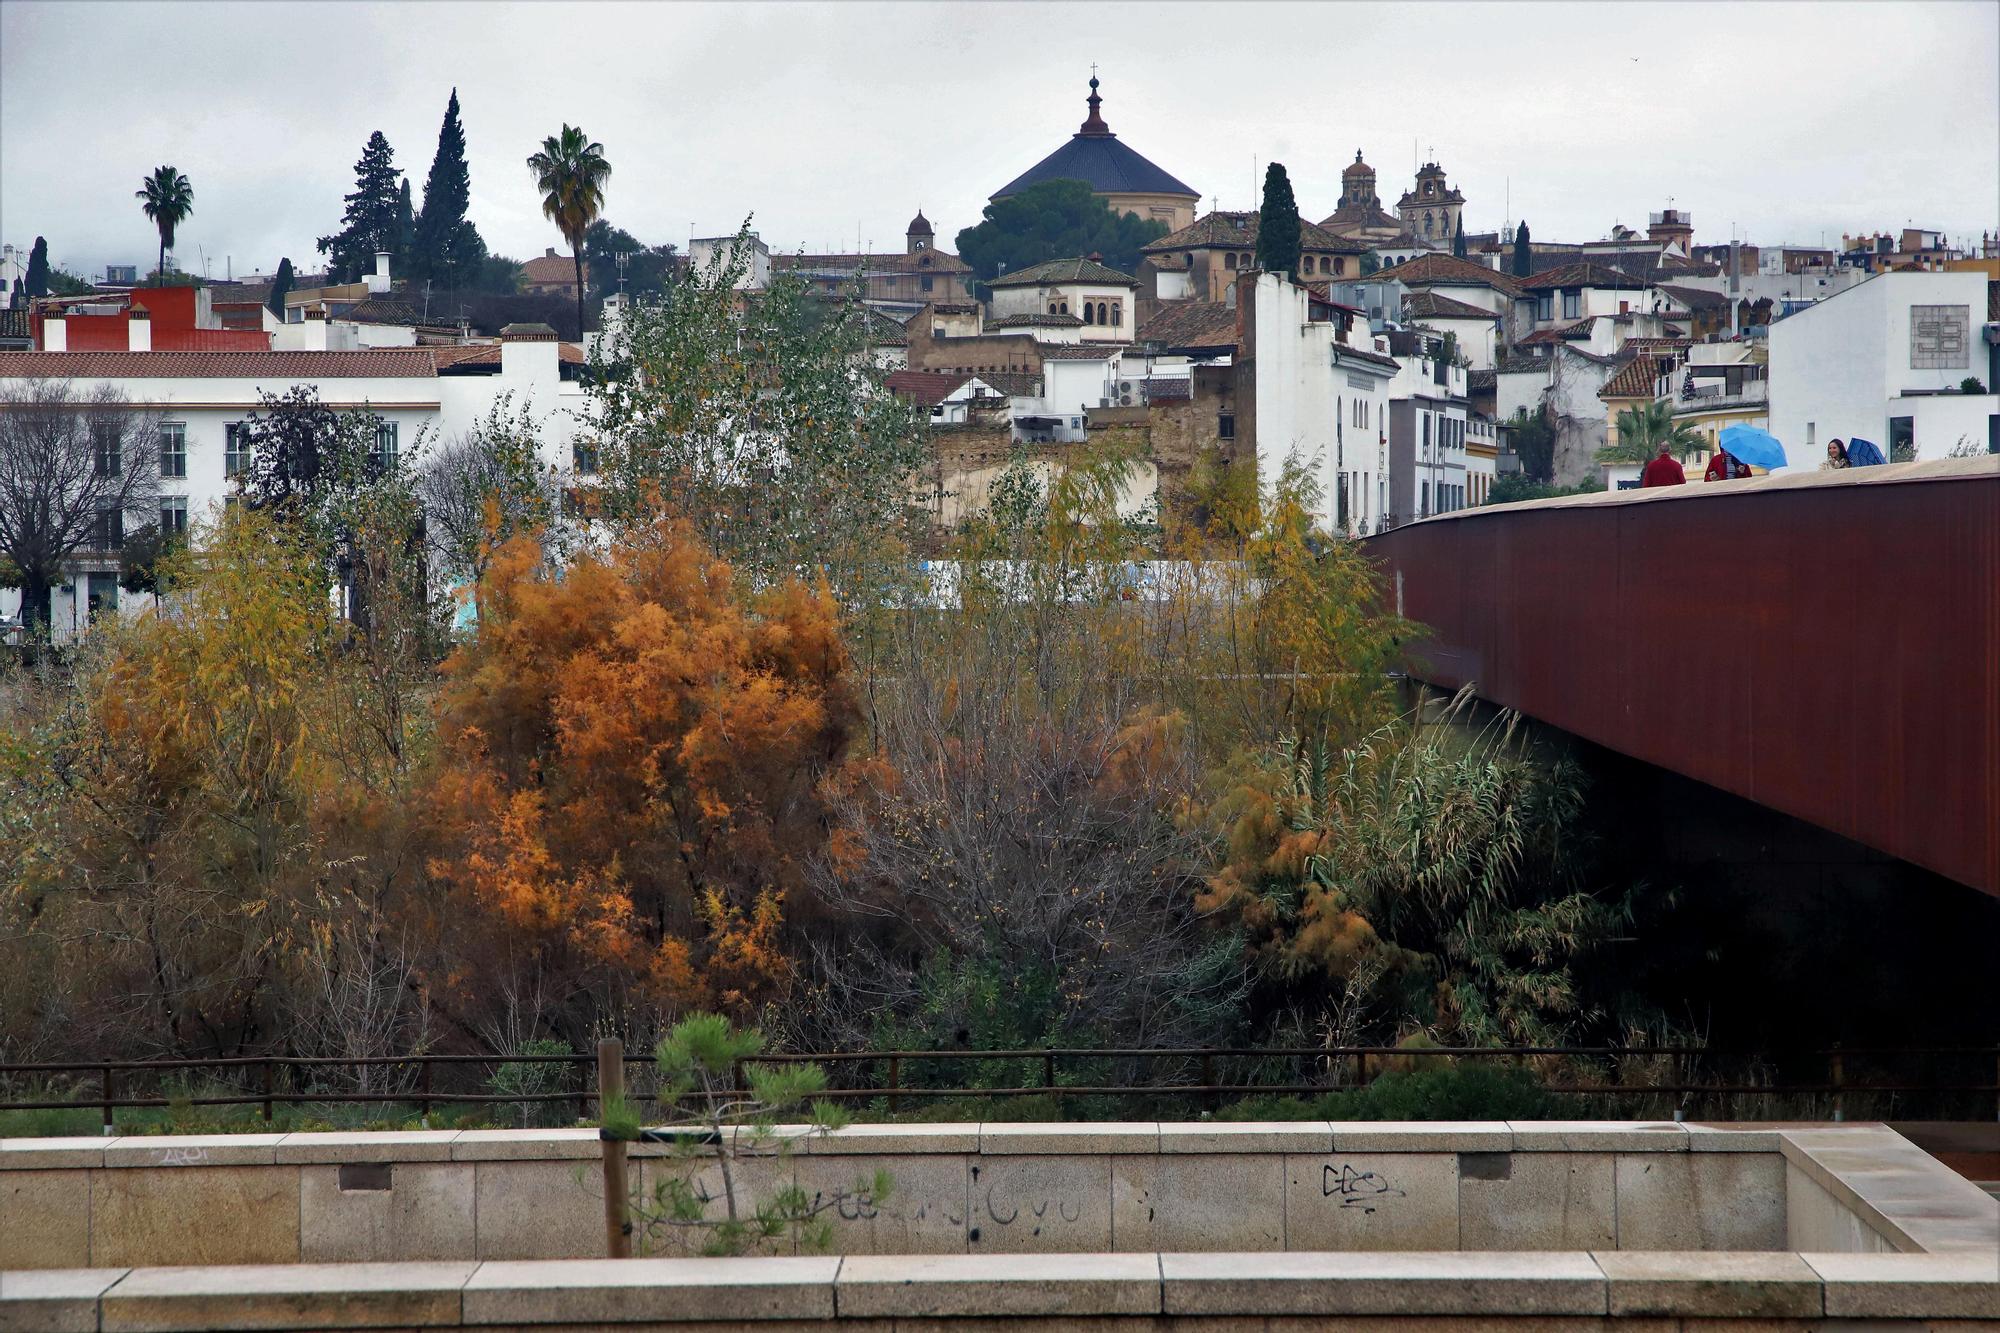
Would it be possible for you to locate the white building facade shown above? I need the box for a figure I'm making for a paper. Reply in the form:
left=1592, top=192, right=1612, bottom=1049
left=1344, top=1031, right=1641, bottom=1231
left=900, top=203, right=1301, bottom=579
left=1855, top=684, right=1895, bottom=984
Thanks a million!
left=1768, top=270, right=1999, bottom=464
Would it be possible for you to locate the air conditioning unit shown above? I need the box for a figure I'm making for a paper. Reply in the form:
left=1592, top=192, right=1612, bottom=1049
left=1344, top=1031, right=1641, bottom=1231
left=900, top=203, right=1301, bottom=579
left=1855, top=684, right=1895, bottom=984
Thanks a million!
left=1119, top=380, right=1134, bottom=393
left=1119, top=392, right=1134, bottom=406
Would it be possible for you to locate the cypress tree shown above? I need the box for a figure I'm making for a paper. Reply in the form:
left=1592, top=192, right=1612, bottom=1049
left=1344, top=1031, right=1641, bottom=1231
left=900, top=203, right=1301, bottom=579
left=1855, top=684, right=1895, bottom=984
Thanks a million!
left=266, top=257, right=295, bottom=316
left=396, top=178, right=416, bottom=269
left=1255, top=161, right=1302, bottom=277
left=1512, top=219, right=1532, bottom=277
left=24, top=237, right=50, bottom=298
left=9, top=277, right=21, bottom=308
left=412, top=89, right=482, bottom=290
left=1453, top=215, right=1467, bottom=259
left=316, top=131, right=404, bottom=283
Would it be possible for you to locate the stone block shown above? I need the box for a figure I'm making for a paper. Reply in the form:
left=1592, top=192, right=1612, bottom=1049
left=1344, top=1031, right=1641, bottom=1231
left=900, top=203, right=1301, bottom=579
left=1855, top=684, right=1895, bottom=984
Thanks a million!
left=1595, top=1250, right=1824, bottom=1317
left=1160, top=1250, right=1608, bottom=1316
left=99, top=1260, right=475, bottom=1331
left=0, top=1137, right=107, bottom=1170
left=1459, top=1151, right=1616, bottom=1250
left=966, top=1154, right=1110, bottom=1252
left=791, top=1152, right=966, bottom=1255
left=1285, top=1152, right=1459, bottom=1251
left=0, top=1268, right=124, bottom=1333
left=1614, top=1151, right=1786, bottom=1250
left=1111, top=1153, right=1284, bottom=1251
left=1157, top=1122, right=1332, bottom=1154
left=1683, top=1123, right=1785, bottom=1152
left=835, top=1252, right=1162, bottom=1318
left=630, top=1153, right=796, bottom=1258
left=806, top=1122, right=980, bottom=1155
left=300, top=1162, right=475, bottom=1263
left=275, top=1130, right=461, bottom=1163
left=1506, top=1121, right=1688, bottom=1152
left=978, top=1122, right=1159, bottom=1155
left=0, top=1167, right=91, bottom=1268
left=449, top=1127, right=603, bottom=1161
left=101, top=1134, right=287, bottom=1168
left=1804, top=1251, right=2000, bottom=1319
left=1785, top=1161, right=1896, bottom=1254
left=1333, top=1121, right=1511, bottom=1153
left=461, top=1256, right=839, bottom=1324
left=473, top=1158, right=613, bottom=1260
left=91, top=1164, right=300, bottom=1267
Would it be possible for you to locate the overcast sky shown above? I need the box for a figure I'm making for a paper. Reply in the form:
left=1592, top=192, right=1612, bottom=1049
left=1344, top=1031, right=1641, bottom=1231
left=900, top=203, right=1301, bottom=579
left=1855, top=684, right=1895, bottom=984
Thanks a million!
left=4, top=0, right=1995, bottom=281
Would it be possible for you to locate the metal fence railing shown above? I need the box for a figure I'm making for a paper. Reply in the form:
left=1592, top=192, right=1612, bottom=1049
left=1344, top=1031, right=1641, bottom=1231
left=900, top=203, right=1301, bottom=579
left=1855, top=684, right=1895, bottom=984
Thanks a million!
left=2, top=1044, right=1995, bottom=1131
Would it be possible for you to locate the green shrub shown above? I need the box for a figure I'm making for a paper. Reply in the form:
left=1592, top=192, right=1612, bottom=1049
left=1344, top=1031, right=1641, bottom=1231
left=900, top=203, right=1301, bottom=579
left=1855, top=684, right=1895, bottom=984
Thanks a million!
left=489, top=1039, right=577, bottom=1128
left=1218, top=1063, right=1573, bottom=1122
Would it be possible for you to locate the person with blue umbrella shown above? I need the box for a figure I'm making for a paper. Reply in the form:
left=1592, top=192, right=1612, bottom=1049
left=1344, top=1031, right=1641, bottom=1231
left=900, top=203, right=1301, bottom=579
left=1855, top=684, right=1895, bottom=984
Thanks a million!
left=1718, top=423, right=1788, bottom=471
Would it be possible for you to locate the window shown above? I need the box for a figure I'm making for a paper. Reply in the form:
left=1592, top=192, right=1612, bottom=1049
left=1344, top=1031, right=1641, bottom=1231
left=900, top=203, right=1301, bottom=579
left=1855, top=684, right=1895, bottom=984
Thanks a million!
left=1083, top=303, right=1095, bottom=325
left=920, top=275, right=933, bottom=293
left=371, top=422, right=398, bottom=471
left=1334, top=258, right=1346, bottom=275
left=93, top=423, right=121, bottom=477
left=1218, top=412, right=1236, bottom=440
left=1049, top=302, right=1059, bottom=315
left=225, top=423, right=251, bottom=477
left=87, top=571, right=119, bottom=621
left=574, top=440, right=599, bottom=476
left=1536, top=294, right=1554, bottom=321
left=1111, top=303, right=1121, bottom=327
left=156, top=422, right=186, bottom=477
left=1224, top=253, right=1238, bottom=270
left=1096, top=302, right=1108, bottom=325
left=1910, top=305, right=1970, bottom=369
left=93, top=498, right=123, bottom=551
left=1059, top=301, right=1069, bottom=314
left=160, top=495, right=188, bottom=535
left=1562, top=290, right=1581, bottom=319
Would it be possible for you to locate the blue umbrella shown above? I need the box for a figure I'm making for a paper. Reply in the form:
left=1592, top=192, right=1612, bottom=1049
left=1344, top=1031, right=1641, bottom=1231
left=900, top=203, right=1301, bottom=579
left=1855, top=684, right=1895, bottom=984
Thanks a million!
left=1845, top=436, right=1885, bottom=467
left=1719, top=423, right=1787, bottom=471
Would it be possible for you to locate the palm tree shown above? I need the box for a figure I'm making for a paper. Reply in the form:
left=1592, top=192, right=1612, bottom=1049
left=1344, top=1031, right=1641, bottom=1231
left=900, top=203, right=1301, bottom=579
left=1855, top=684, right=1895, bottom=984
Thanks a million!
left=1601, top=398, right=1704, bottom=464
left=135, top=166, right=195, bottom=287
left=525, top=126, right=610, bottom=337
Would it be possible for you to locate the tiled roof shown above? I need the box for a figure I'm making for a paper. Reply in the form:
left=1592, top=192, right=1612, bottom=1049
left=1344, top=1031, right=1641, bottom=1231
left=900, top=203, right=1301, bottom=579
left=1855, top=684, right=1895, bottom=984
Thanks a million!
left=979, top=370, right=1042, bottom=397
left=1496, top=352, right=1548, bottom=375
left=428, top=342, right=585, bottom=370
left=1039, top=343, right=1126, bottom=360
left=1467, top=369, right=1497, bottom=392
left=886, top=369, right=977, bottom=406
left=1370, top=252, right=1524, bottom=298
left=1403, top=290, right=1497, bottom=321
left=1332, top=342, right=1402, bottom=373
left=331, top=299, right=441, bottom=327
left=988, top=256, right=1138, bottom=288
left=1143, top=211, right=1371, bottom=256
left=1141, top=253, right=1191, bottom=272
left=1520, top=261, right=1654, bottom=291
left=1619, top=336, right=1700, bottom=351
left=992, top=84, right=1199, bottom=201
left=775, top=250, right=972, bottom=276
left=988, top=312, right=1085, bottom=329
left=1520, top=319, right=1595, bottom=345
left=521, top=253, right=583, bottom=285
left=1599, top=355, right=1673, bottom=400
left=1653, top=283, right=1730, bottom=311
left=1136, top=300, right=1239, bottom=352
left=0, top=350, right=440, bottom=379
left=1142, top=377, right=1191, bottom=401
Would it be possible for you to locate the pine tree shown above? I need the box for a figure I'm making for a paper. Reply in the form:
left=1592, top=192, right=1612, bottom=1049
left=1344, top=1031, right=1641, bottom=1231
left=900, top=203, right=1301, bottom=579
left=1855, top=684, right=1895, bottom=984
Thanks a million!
left=267, top=258, right=295, bottom=316
left=1254, top=162, right=1302, bottom=277
left=317, top=131, right=404, bottom=283
left=1512, top=219, right=1532, bottom=277
left=412, top=89, right=484, bottom=291
left=9, top=277, right=21, bottom=308
left=1453, top=215, right=1467, bottom=259
left=24, top=237, right=51, bottom=298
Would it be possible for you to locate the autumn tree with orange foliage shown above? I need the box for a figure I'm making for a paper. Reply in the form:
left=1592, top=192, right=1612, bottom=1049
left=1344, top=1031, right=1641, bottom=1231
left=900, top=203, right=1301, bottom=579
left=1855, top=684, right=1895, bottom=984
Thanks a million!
left=427, top=519, right=858, bottom=1041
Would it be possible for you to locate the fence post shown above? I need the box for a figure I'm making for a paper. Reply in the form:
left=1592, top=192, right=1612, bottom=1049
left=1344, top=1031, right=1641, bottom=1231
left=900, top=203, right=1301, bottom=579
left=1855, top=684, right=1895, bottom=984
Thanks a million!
left=102, top=1065, right=114, bottom=1136
left=576, top=1053, right=589, bottom=1125
left=261, top=1059, right=274, bottom=1123
left=597, top=1038, right=632, bottom=1259
left=887, top=1055, right=901, bottom=1116
left=1200, top=1051, right=1217, bottom=1112
left=1355, top=1051, right=1369, bottom=1090
left=419, top=1059, right=433, bottom=1128
left=1830, top=1044, right=1845, bottom=1123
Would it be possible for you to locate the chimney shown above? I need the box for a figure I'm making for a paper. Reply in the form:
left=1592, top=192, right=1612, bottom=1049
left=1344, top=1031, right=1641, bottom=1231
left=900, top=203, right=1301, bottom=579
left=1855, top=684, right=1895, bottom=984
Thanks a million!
left=545, top=247, right=557, bottom=259
left=499, top=321, right=560, bottom=382
left=41, top=314, right=67, bottom=351
left=128, top=307, right=152, bottom=351
left=367, top=251, right=391, bottom=295
left=301, top=306, right=328, bottom=351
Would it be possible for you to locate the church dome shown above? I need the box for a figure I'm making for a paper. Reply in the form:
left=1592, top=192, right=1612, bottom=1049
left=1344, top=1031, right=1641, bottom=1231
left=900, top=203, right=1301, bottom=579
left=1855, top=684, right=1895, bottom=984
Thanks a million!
left=991, top=76, right=1198, bottom=204
left=1343, top=151, right=1373, bottom=178
left=906, top=210, right=933, bottom=237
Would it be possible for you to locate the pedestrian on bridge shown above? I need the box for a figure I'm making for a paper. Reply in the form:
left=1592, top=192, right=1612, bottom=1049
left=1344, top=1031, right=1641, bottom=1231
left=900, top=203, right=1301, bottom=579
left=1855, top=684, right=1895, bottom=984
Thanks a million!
left=1641, top=441, right=1687, bottom=487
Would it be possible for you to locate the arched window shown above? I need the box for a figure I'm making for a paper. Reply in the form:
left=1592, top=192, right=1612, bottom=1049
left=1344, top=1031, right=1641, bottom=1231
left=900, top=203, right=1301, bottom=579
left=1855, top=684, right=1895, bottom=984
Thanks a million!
left=1111, top=303, right=1121, bottom=327
left=1049, top=302, right=1059, bottom=315
left=1083, top=303, right=1095, bottom=325
left=1096, top=302, right=1108, bottom=325
left=1423, top=213, right=1434, bottom=236
left=1224, top=252, right=1238, bottom=270
left=1335, top=258, right=1345, bottom=275
left=1060, top=301, right=1069, bottom=314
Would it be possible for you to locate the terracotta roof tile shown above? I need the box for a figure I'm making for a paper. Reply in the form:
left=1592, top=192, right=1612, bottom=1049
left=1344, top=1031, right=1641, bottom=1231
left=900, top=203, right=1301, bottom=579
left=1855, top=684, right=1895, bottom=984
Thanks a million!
left=775, top=250, right=972, bottom=276
left=0, top=349, right=440, bottom=379
left=1653, top=283, right=1730, bottom=311
left=1142, top=377, right=1191, bottom=401
left=885, top=369, right=977, bottom=405
left=1370, top=252, right=1525, bottom=298
left=1520, top=260, right=1654, bottom=291
left=987, top=312, right=1085, bottom=329
left=521, top=252, right=584, bottom=285
left=988, top=256, right=1137, bottom=288
left=1599, top=354, right=1674, bottom=401
left=1143, top=210, right=1372, bottom=257
left=1403, top=290, right=1497, bottom=321
left=1136, top=300, right=1239, bottom=352
left=1038, top=343, right=1127, bottom=359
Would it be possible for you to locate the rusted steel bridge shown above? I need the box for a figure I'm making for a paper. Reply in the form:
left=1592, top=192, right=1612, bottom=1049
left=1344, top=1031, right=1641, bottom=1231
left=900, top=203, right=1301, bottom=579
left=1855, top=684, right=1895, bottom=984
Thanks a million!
left=1366, top=457, right=2000, bottom=897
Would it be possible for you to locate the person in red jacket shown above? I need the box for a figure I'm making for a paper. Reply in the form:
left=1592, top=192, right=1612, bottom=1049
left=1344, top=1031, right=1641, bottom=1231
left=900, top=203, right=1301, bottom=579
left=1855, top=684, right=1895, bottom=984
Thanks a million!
left=1704, top=448, right=1753, bottom=481
left=1641, top=441, right=1687, bottom=487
